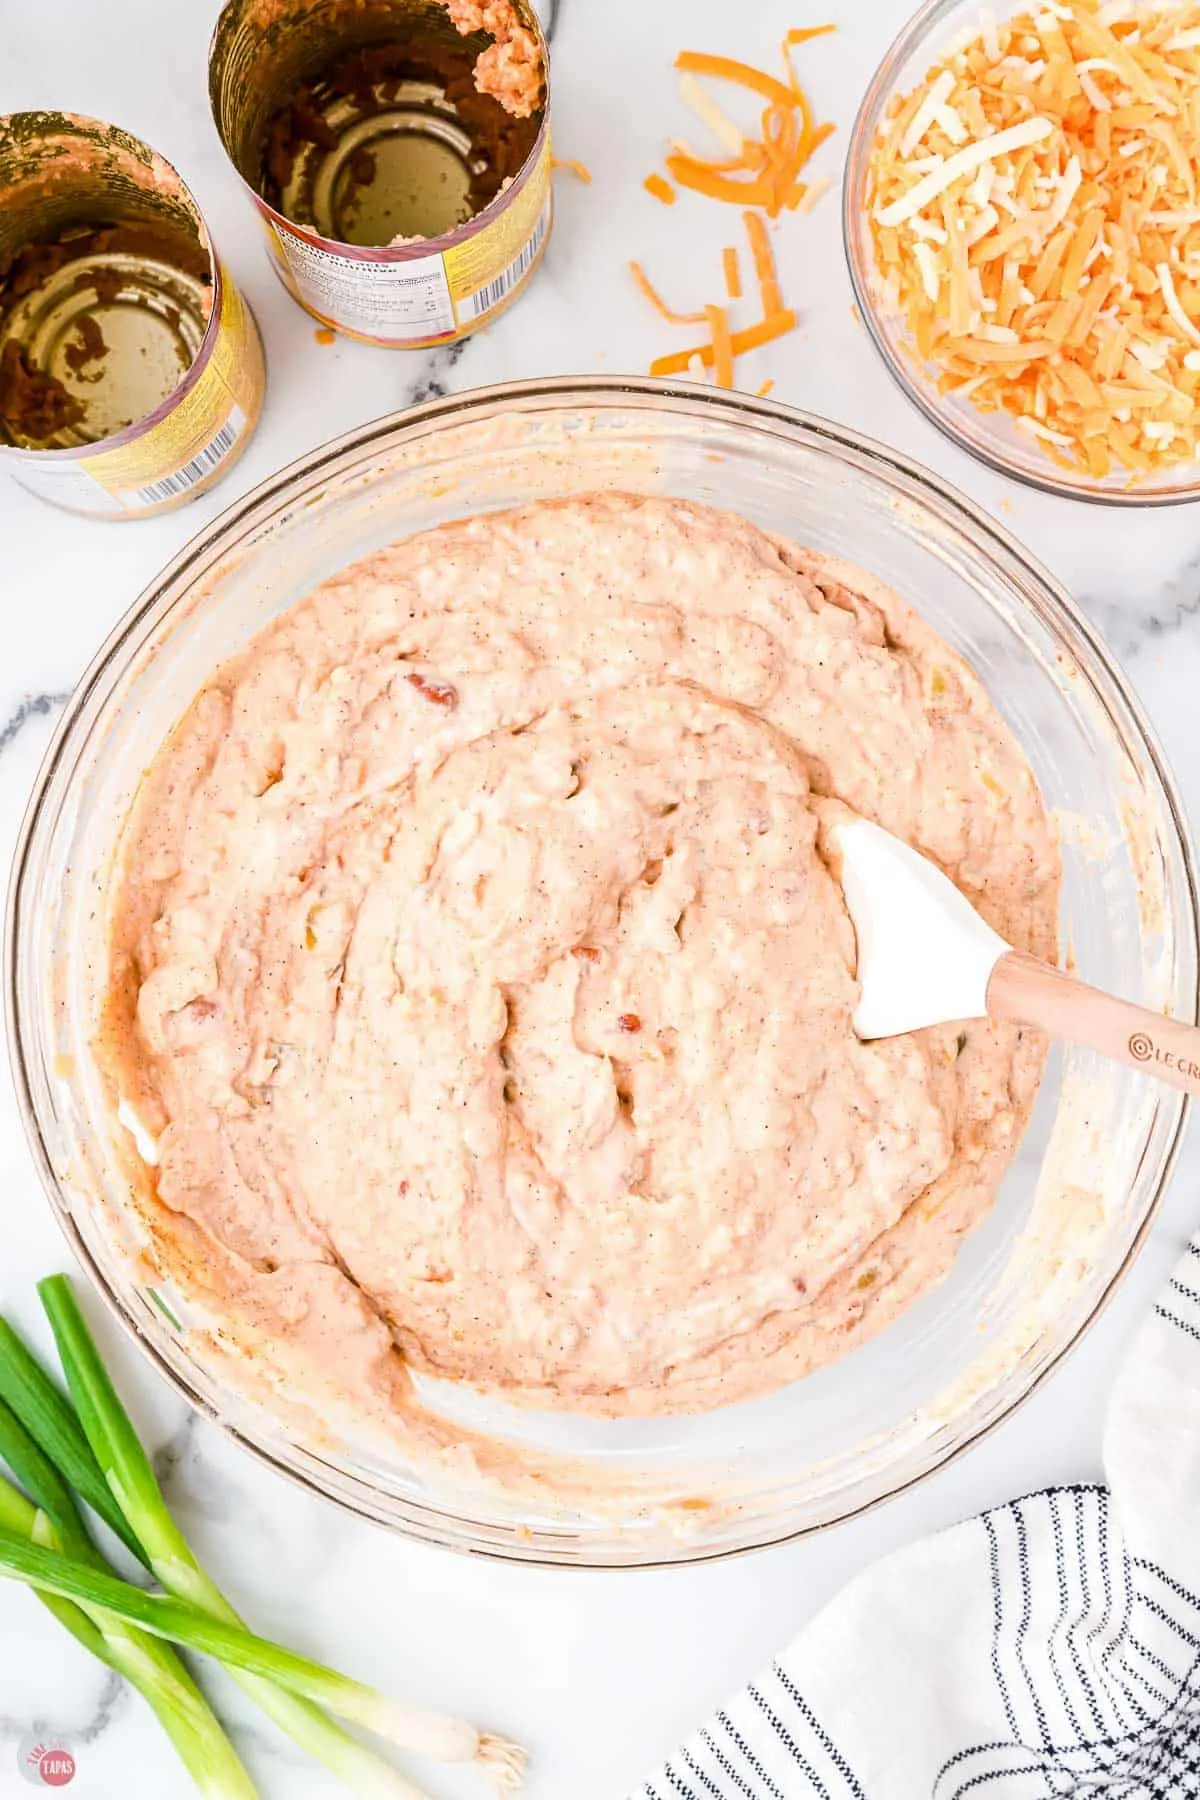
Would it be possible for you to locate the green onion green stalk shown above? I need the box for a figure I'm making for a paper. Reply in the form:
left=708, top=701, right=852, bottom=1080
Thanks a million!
left=37, top=1277, right=499, bottom=1797
left=0, top=1276, right=526, bottom=1797
left=0, top=1401, right=256, bottom=1798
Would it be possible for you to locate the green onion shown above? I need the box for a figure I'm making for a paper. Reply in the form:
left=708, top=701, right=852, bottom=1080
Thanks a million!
left=0, top=1471, right=116, bottom=1667
left=0, top=1316, right=148, bottom=1565
left=38, top=1277, right=483, bottom=1799
left=0, top=1391, right=96, bottom=1563
left=0, top=1468, right=257, bottom=1799
left=0, top=1534, right=450, bottom=1799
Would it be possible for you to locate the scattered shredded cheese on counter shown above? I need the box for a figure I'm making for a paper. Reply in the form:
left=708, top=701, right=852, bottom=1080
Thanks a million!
left=643, top=34, right=837, bottom=218
left=551, top=157, right=592, bottom=183
left=649, top=308, right=799, bottom=378
left=630, top=261, right=706, bottom=324
left=867, top=0, right=1200, bottom=480
left=634, top=28, right=837, bottom=389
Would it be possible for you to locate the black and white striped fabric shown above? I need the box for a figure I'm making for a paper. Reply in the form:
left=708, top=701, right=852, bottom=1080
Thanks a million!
left=636, top=1238, right=1200, bottom=1800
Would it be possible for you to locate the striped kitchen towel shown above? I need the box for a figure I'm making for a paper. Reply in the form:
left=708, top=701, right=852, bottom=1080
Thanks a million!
left=635, top=1237, right=1200, bottom=1800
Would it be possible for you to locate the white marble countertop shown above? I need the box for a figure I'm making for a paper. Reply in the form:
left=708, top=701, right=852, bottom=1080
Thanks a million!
left=1, top=2, right=1198, bottom=1796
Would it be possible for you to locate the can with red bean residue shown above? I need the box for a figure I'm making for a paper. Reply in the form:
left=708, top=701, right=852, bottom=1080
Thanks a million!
left=0, top=113, right=265, bottom=518
left=209, top=0, right=551, bottom=348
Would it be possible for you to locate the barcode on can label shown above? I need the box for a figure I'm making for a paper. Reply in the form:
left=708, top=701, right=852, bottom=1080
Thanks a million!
left=461, top=203, right=549, bottom=321
left=128, top=409, right=246, bottom=506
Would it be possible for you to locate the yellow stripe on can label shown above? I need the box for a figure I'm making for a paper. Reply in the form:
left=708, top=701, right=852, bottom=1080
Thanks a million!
left=210, top=0, right=551, bottom=349
left=12, top=269, right=265, bottom=517
left=0, top=113, right=266, bottom=519
left=264, top=137, right=551, bottom=345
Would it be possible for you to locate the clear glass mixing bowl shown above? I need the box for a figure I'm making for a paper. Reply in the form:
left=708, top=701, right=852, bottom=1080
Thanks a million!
left=6, top=379, right=1196, bottom=1565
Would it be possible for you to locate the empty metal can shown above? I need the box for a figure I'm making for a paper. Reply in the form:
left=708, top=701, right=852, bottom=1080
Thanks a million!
left=0, top=113, right=265, bottom=518
left=209, top=0, right=551, bottom=347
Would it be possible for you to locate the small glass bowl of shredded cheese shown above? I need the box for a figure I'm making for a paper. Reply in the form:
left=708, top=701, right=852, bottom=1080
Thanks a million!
left=845, top=0, right=1200, bottom=501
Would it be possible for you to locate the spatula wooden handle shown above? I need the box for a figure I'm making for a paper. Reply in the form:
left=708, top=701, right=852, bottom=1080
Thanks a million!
left=987, top=951, right=1200, bottom=1099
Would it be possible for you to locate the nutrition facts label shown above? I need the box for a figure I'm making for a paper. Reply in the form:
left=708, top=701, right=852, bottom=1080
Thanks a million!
left=274, top=233, right=456, bottom=339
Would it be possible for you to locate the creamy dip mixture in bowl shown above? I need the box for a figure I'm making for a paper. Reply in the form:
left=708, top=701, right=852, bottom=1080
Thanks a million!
left=8, top=381, right=1195, bottom=1563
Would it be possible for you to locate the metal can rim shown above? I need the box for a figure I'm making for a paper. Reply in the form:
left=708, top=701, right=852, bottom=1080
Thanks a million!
left=0, top=111, right=227, bottom=465
left=205, top=3, right=551, bottom=263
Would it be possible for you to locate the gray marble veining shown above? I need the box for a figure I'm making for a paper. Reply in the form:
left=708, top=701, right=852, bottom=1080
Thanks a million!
left=0, top=695, right=68, bottom=761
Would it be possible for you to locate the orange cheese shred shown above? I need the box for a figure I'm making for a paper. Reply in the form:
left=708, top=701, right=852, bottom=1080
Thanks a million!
left=646, top=34, right=834, bottom=218
left=744, top=210, right=783, bottom=315
left=643, top=173, right=676, bottom=204
left=636, top=32, right=832, bottom=388
left=628, top=260, right=706, bottom=324
left=665, top=152, right=773, bottom=207
left=551, top=157, right=592, bottom=183
left=650, top=309, right=798, bottom=378
left=674, top=50, right=796, bottom=110
left=706, top=303, right=735, bottom=387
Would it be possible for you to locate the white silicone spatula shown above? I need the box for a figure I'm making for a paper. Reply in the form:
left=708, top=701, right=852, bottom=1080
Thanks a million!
left=833, top=814, right=1200, bottom=1098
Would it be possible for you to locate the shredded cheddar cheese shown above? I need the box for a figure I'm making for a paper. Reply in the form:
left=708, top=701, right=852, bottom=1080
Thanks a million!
left=707, top=303, right=736, bottom=386
left=629, top=260, right=705, bottom=324
left=650, top=34, right=837, bottom=218
left=867, top=0, right=1200, bottom=480
left=637, top=212, right=797, bottom=384
left=649, top=309, right=798, bottom=377
left=551, top=157, right=592, bottom=183
left=631, top=28, right=836, bottom=388
left=744, top=209, right=784, bottom=314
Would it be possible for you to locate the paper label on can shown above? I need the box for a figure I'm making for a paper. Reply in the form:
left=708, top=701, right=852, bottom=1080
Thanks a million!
left=9, top=454, right=126, bottom=515
left=271, top=233, right=456, bottom=337
left=9, top=270, right=262, bottom=516
left=264, top=134, right=552, bottom=345
left=444, top=139, right=551, bottom=327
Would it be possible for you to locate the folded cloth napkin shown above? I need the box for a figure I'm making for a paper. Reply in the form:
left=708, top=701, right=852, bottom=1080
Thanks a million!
left=635, top=1236, right=1200, bottom=1800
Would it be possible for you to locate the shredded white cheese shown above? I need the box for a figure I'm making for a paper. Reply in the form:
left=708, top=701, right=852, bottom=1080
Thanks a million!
left=1077, top=68, right=1112, bottom=111
left=1131, top=339, right=1172, bottom=370
left=876, top=117, right=1057, bottom=228
left=967, top=204, right=1001, bottom=245
left=796, top=175, right=833, bottom=215
left=1157, top=261, right=1200, bottom=344
left=1043, top=155, right=1083, bottom=232
left=913, top=239, right=942, bottom=301
left=678, top=73, right=745, bottom=156
left=899, top=68, right=959, bottom=158
left=932, top=101, right=968, bottom=144
left=1017, top=416, right=1075, bottom=443
left=981, top=7, right=1001, bottom=61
